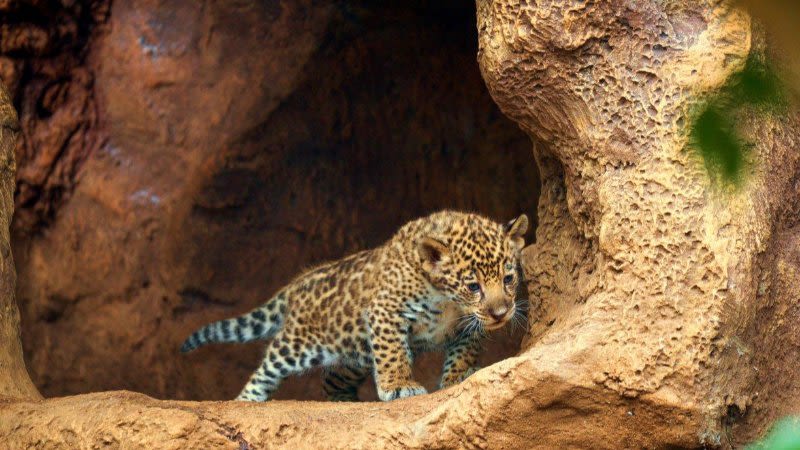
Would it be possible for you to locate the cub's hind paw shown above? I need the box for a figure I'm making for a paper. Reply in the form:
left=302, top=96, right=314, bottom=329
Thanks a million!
left=327, top=392, right=360, bottom=402
left=378, top=383, right=427, bottom=401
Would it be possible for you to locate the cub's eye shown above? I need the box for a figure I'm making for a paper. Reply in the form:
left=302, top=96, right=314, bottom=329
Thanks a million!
left=503, top=275, right=514, bottom=285
left=467, top=282, right=481, bottom=293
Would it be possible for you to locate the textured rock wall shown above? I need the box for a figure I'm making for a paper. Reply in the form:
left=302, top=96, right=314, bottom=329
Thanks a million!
left=479, top=0, right=754, bottom=402
left=723, top=109, right=800, bottom=444
left=478, top=0, right=800, bottom=446
left=4, top=0, right=538, bottom=401
left=0, top=83, right=39, bottom=401
left=0, top=0, right=110, bottom=232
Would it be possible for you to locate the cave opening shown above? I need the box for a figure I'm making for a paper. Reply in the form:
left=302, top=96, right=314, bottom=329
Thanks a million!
left=10, top=0, right=541, bottom=401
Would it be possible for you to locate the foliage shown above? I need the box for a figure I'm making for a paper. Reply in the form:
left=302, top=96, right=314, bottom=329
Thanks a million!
left=689, top=55, right=788, bottom=184
left=747, top=417, right=800, bottom=450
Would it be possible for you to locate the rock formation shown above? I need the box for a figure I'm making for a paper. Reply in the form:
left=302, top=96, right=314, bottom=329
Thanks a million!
left=0, top=83, right=40, bottom=401
left=0, top=0, right=798, bottom=448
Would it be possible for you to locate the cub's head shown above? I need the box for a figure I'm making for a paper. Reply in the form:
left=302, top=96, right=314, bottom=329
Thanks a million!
left=417, top=212, right=528, bottom=331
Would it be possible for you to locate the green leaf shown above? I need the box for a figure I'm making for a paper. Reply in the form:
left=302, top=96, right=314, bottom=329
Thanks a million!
left=747, top=417, right=800, bottom=450
left=687, top=53, right=790, bottom=184
left=690, top=104, right=745, bottom=183
left=731, top=56, right=787, bottom=111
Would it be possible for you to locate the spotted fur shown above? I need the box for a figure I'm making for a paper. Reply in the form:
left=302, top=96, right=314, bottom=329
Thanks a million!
left=181, top=210, right=528, bottom=402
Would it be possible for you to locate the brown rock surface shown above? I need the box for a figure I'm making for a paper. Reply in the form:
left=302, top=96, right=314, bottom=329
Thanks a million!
left=0, top=82, right=39, bottom=401
left=0, top=1, right=799, bottom=449
left=0, top=0, right=110, bottom=232
left=476, top=0, right=800, bottom=446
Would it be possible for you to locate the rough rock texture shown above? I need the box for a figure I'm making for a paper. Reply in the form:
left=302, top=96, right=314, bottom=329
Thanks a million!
left=0, top=376, right=697, bottom=449
left=478, top=0, right=800, bottom=447
left=0, top=83, right=39, bottom=401
left=0, top=0, right=110, bottom=232
left=1, top=0, right=799, bottom=449
left=7, top=0, right=537, bottom=402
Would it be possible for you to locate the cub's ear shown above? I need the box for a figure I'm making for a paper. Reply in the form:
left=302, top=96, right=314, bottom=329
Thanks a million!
left=505, top=214, right=529, bottom=252
left=417, top=237, right=450, bottom=273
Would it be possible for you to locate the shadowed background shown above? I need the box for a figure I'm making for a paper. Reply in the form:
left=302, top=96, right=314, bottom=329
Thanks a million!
left=0, top=0, right=539, bottom=400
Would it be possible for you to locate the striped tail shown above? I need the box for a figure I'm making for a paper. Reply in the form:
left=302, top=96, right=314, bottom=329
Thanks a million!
left=180, top=293, right=287, bottom=353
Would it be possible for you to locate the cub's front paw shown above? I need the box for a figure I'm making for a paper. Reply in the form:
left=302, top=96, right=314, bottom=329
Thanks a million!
left=459, top=366, right=480, bottom=382
left=439, top=366, right=481, bottom=389
left=377, top=382, right=428, bottom=401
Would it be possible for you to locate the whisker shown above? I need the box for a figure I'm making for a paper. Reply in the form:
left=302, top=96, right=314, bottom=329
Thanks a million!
left=461, top=321, right=471, bottom=339
left=455, top=314, right=470, bottom=334
left=457, top=313, right=478, bottom=340
left=509, top=314, right=519, bottom=334
left=466, top=315, right=482, bottom=340
left=511, top=307, right=530, bottom=332
left=514, top=309, right=529, bottom=323
left=514, top=317, right=528, bottom=331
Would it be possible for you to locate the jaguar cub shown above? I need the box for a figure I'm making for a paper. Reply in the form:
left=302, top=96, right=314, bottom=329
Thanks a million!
left=181, top=210, right=528, bottom=402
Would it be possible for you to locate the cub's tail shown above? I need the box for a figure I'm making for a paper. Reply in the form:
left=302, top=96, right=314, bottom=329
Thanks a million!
left=180, top=293, right=287, bottom=353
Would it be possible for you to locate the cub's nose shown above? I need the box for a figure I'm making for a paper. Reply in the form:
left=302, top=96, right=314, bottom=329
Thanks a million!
left=488, top=304, right=509, bottom=322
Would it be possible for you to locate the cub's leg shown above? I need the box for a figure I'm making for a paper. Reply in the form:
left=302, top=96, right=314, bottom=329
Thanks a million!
left=236, top=333, right=326, bottom=402
left=323, top=366, right=368, bottom=401
left=438, top=333, right=481, bottom=389
left=368, top=301, right=427, bottom=401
